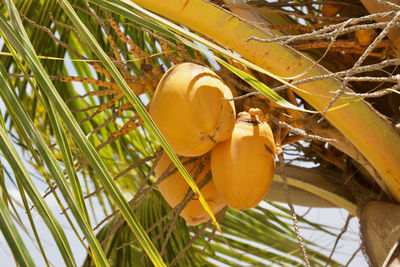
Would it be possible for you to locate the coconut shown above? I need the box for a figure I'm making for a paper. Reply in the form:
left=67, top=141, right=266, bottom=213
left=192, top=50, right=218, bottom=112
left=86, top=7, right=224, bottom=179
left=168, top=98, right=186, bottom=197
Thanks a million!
left=155, top=152, right=226, bottom=225
left=149, top=63, right=236, bottom=157
left=355, top=29, right=377, bottom=46
left=211, top=108, right=276, bottom=210
left=321, top=4, right=341, bottom=17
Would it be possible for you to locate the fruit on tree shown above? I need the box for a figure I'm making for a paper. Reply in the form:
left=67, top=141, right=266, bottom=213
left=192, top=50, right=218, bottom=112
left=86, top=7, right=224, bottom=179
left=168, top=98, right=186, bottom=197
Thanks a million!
left=211, top=109, right=276, bottom=210
left=149, top=63, right=236, bottom=157
left=155, top=151, right=226, bottom=225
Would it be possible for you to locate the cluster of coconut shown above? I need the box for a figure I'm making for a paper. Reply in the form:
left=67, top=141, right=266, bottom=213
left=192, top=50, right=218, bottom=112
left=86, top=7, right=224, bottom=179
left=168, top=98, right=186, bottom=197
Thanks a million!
left=149, top=63, right=276, bottom=226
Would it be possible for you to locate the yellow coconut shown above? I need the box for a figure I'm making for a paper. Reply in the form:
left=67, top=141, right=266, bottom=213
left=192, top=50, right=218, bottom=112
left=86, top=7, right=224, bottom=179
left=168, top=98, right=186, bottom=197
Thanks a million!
left=155, top=151, right=226, bottom=226
left=321, top=4, right=341, bottom=17
left=211, top=109, right=276, bottom=210
left=149, top=63, right=236, bottom=157
left=355, top=29, right=377, bottom=46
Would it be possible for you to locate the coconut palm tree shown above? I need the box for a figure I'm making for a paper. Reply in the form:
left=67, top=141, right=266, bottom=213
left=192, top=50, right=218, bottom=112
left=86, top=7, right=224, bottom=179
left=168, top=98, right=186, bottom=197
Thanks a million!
left=0, top=0, right=399, bottom=266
